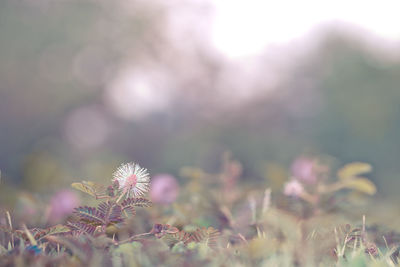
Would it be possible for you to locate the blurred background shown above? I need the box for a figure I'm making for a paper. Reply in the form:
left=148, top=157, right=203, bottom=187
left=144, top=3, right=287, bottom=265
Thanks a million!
left=1, top=0, right=400, bottom=207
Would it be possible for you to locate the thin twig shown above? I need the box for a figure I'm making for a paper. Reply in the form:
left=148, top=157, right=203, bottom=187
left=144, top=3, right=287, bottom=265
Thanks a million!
left=22, top=224, right=37, bottom=246
left=116, top=191, right=126, bottom=204
left=116, top=232, right=152, bottom=245
left=361, top=215, right=366, bottom=243
left=6, top=211, right=14, bottom=249
left=237, top=233, right=248, bottom=245
left=95, top=195, right=111, bottom=200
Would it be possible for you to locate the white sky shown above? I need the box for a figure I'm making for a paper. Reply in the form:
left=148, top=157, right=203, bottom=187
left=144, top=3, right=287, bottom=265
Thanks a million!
left=105, top=0, right=400, bottom=120
left=211, top=0, right=400, bottom=58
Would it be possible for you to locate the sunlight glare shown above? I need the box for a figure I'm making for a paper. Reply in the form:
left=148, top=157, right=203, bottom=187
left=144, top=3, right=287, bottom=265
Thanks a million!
left=211, top=0, right=400, bottom=58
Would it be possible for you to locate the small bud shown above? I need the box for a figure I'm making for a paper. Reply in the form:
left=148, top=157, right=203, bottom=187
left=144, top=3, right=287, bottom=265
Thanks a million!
left=107, top=185, right=115, bottom=197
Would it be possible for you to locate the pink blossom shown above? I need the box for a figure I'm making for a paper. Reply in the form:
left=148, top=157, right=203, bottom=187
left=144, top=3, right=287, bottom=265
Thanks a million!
left=112, top=162, right=150, bottom=198
left=150, top=174, right=180, bottom=204
left=48, top=190, right=79, bottom=223
left=284, top=180, right=304, bottom=197
left=291, top=156, right=318, bottom=184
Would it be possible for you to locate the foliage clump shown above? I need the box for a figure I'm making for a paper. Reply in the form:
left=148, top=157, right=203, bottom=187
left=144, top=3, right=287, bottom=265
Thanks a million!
left=0, top=156, right=399, bottom=266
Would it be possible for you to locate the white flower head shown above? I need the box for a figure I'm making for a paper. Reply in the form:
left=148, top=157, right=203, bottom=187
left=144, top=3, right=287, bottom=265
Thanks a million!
left=112, top=162, right=150, bottom=198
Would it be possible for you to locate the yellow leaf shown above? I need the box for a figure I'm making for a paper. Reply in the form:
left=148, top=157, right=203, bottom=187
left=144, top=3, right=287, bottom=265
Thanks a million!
left=342, top=178, right=377, bottom=195
left=71, top=181, right=96, bottom=196
left=337, top=162, right=372, bottom=180
left=264, top=162, right=287, bottom=191
left=244, top=236, right=279, bottom=259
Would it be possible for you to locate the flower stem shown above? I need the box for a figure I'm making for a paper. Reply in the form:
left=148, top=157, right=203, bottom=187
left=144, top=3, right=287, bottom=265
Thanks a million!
left=116, top=191, right=126, bottom=203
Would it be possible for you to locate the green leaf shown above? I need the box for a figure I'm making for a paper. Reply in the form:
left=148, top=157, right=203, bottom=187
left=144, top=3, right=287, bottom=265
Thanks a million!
left=46, top=236, right=89, bottom=261
left=337, top=162, right=372, bottom=180
left=342, top=178, right=377, bottom=195
left=171, top=241, right=187, bottom=253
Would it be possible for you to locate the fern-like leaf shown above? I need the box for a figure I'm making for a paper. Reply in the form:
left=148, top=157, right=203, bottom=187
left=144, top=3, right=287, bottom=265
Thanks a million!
left=190, top=227, right=220, bottom=249
left=73, top=206, right=105, bottom=225
left=173, top=230, right=193, bottom=244
left=0, top=225, right=12, bottom=234
left=162, top=230, right=192, bottom=247
left=67, top=222, right=96, bottom=235
left=109, top=204, right=123, bottom=223
left=121, top=197, right=152, bottom=208
left=121, top=197, right=152, bottom=217
left=161, top=227, right=220, bottom=249
left=98, top=202, right=113, bottom=220
left=98, top=201, right=123, bottom=225
left=33, top=224, right=71, bottom=241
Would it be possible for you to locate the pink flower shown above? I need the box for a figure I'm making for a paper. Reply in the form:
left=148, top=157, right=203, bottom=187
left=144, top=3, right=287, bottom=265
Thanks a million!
left=112, top=162, right=151, bottom=198
left=284, top=180, right=304, bottom=197
left=150, top=174, right=179, bottom=204
left=291, top=156, right=318, bottom=184
left=48, top=190, right=79, bottom=223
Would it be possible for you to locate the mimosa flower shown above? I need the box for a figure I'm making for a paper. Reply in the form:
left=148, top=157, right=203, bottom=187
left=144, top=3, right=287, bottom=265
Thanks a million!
left=150, top=174, right=180, bottom=204
left=112, top=162, right=150, bottom=198
left=283, top=179, right=304, bottom=197
left=291, top=156, right=318, bottom=184
left=48, top=190, right=79, bottom=223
